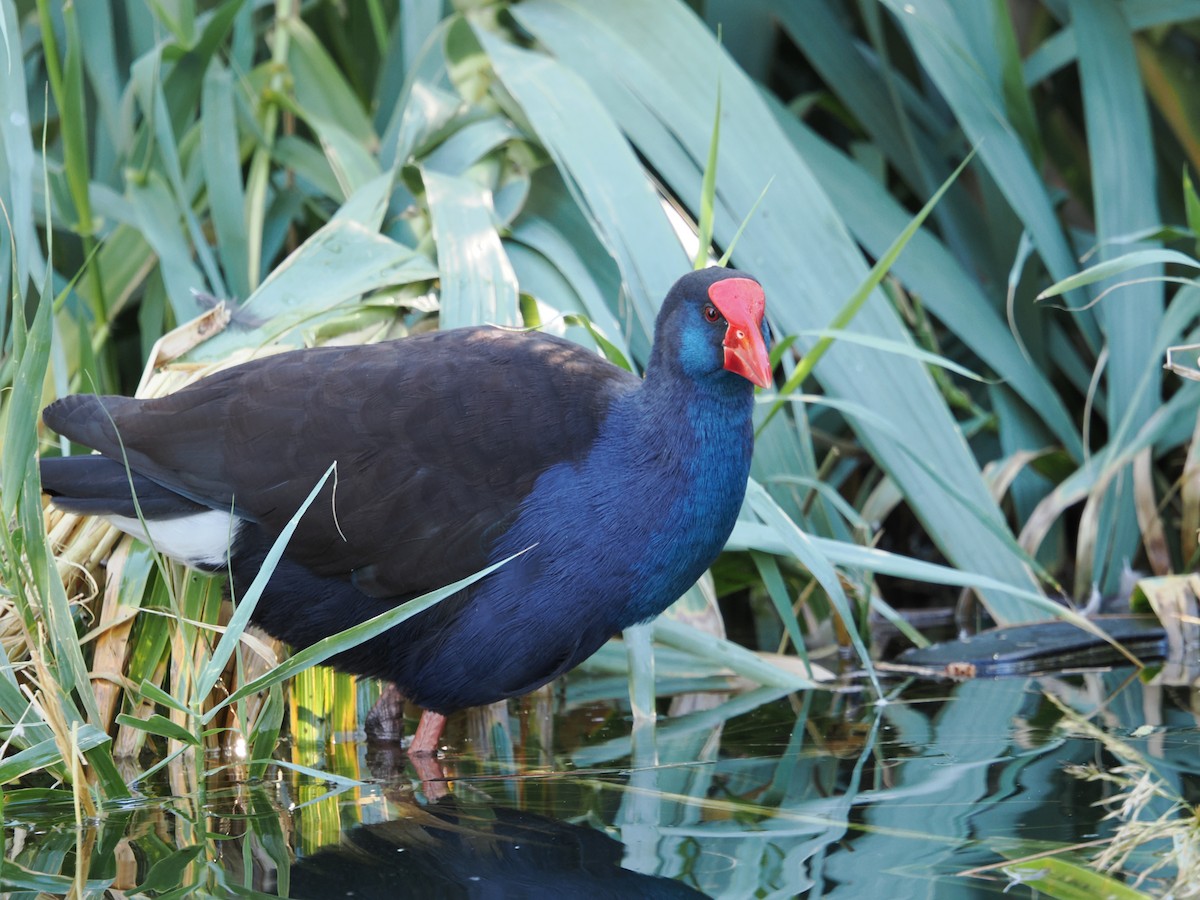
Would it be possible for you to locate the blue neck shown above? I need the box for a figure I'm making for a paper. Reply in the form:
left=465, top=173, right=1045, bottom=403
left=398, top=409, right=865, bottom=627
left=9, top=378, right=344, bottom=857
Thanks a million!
left=615, top=369, right=755, bottom=622
left=481, top=366, right=756, bottom=641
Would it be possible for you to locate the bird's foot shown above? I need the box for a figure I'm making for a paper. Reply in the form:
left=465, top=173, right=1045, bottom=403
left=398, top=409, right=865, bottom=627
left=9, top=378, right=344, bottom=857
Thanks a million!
left=408, top=752, right=449, bottom=799
left=364, top=683, right=406, bottom=742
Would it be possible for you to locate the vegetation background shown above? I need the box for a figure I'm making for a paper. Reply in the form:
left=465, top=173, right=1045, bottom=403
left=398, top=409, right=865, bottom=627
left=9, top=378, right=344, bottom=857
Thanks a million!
left=2, top=0, right=1200, bottom=893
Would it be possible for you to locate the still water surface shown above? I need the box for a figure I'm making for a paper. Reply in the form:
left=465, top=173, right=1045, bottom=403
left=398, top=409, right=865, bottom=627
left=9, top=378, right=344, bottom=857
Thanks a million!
left=4, top=666, right=1195, bottom=897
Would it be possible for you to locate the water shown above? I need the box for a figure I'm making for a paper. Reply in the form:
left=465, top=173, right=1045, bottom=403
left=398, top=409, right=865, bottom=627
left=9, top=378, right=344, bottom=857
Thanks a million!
left=3, top=667, right=1194, bottom=898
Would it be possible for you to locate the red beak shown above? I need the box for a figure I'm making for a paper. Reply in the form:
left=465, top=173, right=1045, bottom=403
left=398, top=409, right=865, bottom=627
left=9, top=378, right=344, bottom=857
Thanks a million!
left=708, top=277, right=771, bottom=388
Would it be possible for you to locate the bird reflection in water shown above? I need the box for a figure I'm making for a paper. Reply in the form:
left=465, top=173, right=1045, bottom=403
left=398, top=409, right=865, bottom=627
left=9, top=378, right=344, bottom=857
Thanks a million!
left=284, top=794, right=707, bottom=899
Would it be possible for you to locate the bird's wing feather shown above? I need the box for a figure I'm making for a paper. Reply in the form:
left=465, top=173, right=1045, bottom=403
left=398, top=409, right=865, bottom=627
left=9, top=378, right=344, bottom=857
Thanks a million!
left=43, top=328, right=636, bottom=597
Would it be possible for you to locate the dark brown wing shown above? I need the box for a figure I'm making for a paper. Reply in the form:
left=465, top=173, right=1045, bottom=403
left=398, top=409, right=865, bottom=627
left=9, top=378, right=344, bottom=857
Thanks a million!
left=43, top=328, right=637, bottom=597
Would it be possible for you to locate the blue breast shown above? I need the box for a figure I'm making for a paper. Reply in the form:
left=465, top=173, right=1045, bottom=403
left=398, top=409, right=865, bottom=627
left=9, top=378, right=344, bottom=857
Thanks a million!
left=401, top=377, right=755, bottom=711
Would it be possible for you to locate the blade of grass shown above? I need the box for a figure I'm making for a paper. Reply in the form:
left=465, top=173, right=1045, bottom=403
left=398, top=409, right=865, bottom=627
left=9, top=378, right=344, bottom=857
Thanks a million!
left=693, top=79, right=720, bottom=270
left=187, top=173, right=437, bottom=361
left=790, top=329, right=991, bottom=382
left=776, top=0, right=982, bottom=268
left=476, top=25, right=690, bottom=357
left=193, top=463, right=337, bottom=701
left=201, top=61, right=250, bottom=300
left=0, top=727, right=110, bottom=785
left=745, top=482, right=879, bottom=694
left=204, top=549, right=529, bottom=720
left=750, top=549, right=810, bottom=670
left=887, top=0, right=1097, bottom=342
left=778, top=111, right=1082, bottom=458
left=284, top=15, right=376, bottom=146
left=759, top=148, right=975, bottom=434
left=1037, top=248, right=1199, bottom=299
left=36, top=0, right=112, bottom=387
left=0, top=0, right=38, bottom=304
left=652, top=619, right=820, bottom=691
left=2, top=290, right=51, bottom=521
left=245, top=0, right=296, bottom=292
left=129, top=51, right=225, bottom=300
left=715, top=176, right=772, bottom=268
left=127, top=172, right=208, bottom=322
left=1023, top=0, right=1200, bottom=85
left=421, top=167, right=520, bottom=328
left=114, top=713, right=200, bottom=746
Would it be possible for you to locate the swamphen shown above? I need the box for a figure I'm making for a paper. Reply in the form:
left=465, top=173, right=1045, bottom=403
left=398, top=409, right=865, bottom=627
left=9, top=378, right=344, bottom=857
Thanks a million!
left=40, top=268, right=770, bottom=754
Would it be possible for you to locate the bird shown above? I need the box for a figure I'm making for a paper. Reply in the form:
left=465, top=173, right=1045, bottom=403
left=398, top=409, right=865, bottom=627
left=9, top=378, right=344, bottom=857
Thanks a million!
left=39, top=267, right=771, bottom=755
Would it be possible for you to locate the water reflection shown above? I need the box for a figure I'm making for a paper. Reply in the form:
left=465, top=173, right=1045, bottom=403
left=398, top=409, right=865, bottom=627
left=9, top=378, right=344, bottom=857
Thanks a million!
left=286, top=796, right=706, bottom=898
left=4, top=668, right=1199, bottom=897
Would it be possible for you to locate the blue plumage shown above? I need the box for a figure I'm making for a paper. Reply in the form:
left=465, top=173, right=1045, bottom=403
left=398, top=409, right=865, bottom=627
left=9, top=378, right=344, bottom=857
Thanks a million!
left=417, top=373, right=758, bottom=711
left=40, top=268, right=771, bottom=746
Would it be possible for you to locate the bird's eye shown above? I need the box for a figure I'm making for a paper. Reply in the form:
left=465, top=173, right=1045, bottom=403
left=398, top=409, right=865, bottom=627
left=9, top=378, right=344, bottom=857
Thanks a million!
left=703, top=304, right=721, bottom=323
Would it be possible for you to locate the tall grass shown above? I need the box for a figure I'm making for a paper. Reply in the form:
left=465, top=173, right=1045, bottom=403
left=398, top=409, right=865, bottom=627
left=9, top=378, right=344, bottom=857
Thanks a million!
left=1, top=0, right=1197, bottom=816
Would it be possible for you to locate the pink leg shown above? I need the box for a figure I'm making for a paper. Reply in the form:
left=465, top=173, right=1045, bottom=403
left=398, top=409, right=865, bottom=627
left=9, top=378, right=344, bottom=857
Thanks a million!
left=409, top=751, right=448, bottom=798
left=408, top=709, right=447, bottom=757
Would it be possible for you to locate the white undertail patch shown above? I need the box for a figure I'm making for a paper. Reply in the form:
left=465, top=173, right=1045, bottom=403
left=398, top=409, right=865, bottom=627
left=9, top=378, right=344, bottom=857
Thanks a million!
left=102, top=509, right=243, bottom=569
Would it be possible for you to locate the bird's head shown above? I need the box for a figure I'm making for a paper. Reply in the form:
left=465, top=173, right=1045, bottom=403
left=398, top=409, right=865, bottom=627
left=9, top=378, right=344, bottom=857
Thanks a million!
left=650, top=268, right=772, bottom=390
